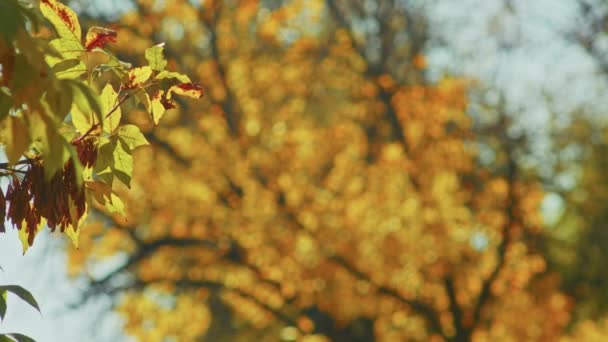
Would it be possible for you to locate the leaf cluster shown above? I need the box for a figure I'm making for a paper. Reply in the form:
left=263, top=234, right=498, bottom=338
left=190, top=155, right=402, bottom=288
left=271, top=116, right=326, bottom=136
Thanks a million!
left=0, top=0, right=202, bottom=250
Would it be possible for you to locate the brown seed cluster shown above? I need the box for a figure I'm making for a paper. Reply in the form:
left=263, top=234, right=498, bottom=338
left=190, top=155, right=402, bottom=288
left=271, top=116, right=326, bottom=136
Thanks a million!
left=0, top=138, right=97, bottom=245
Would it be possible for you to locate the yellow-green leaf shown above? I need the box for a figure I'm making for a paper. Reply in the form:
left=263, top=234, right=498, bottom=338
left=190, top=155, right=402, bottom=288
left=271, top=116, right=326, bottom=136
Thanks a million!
left=151, top=92, right=166, bottom=125
left=113, top=139, right=133, bottom=187
left=71, top=104, right=95, bottom=133
left=70, top=81, right=102, bottom=124
left=100, top=84, right=121, bottom=133
left=65, top=199, right=87, bottom=248
left=106, top=193, right=125, bottom=216
left=117, top=124, right=149, bottom=151
left=126, top=66, right=152, bottom=89
left=40, top=0, right=81, bottom=41
left=145, top=44, right=167, bottom=71
left=18, top=218, right=45, bottom=255
left=0, top=116, right=30, bottom=164
left=155, top=71, right=191, bottom=83
left=46, top=38, right=83, bottom=66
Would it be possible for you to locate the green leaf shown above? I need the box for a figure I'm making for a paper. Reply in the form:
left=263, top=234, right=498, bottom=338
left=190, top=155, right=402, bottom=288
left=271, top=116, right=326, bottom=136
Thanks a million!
left=70, top=81, right=102, bottom=124
left=0, top=290, right=6, bottom=321
left=93, top=136, right=114, bottom=185
left=100, top=84, right=121, bottom=133
left=0, top=286, right=40, bottom=313
left=0, top=116, right=30, bottom=164
left=46, top=38, right=83, bottom=66
left=126, top=66, right=152, bottom=89
left=44, top=80, right=73, bottom=120
left=70, top=104, right=95, bottom=134
left=155, top=71, right=191, bottom=83
left=151, top=92, right=166, bottom=125
left=26, top=112, right=69, bottom=179
left=40, top=0, right=81, bottom=41
left=117, top=125, right=149, bottom=151
left=0, top=1, right=27, bottom=44
left=134, top=89, right=151, bottom=113
left=107, top=193, right=125, bottom=216
left=113, top=139, right=133, bottom=187
left=51, top=59, right=86, bottom=80
left=145, top=44, right=167, bottom=71
left=0, top=89, right=13, bottom=121
left=0, top=333, right=36, bottom=342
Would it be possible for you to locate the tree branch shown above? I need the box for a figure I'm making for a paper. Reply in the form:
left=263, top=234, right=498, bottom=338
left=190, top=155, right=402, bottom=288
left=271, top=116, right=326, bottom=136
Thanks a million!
left=470, top=134, right=518, bottom=329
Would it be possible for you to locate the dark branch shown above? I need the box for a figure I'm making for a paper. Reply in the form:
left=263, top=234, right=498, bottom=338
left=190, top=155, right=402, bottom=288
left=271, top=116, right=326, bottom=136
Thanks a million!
left=330, top=255, right=445, bottom=337
left=470, top=133, right=518, bottom=329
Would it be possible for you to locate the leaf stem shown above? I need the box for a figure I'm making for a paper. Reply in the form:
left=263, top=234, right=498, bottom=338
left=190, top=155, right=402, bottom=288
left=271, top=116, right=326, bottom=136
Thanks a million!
left=72, top=91, right=131, bottom=143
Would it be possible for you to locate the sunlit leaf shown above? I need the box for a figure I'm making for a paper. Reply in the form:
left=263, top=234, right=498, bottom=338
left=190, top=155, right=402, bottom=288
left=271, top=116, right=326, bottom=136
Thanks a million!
left=170, top=83, right=204, bottom=99
left=51, top=59, right=86, bottom=80
left=145, top=43, right=167, bottom=71
left=46, top=38, right=83, bottom=66
left=70, top=80, right=102, bottom=124
left=84, top=26, right=117, bottom=51
left=150, top=91, right=166, bottom=125
left=126, top=66, right=152, bottom=89
left=71, top=104, right=95, bottom=134
left=113, top=139, right=133, bottom=187
left=117, top=125, right=149, bottom=151
left=155, top=71, right=190, bottom=83
left=17, top=218, right=45, bottom=255
left=40, top=0, right=81, bottom=41
left=100, top=84, right=121, bottom=133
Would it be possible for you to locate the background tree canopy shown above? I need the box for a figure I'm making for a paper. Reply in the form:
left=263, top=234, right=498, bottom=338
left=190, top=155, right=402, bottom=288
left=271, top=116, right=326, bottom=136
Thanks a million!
left=3, top=0, right=608, bottom=341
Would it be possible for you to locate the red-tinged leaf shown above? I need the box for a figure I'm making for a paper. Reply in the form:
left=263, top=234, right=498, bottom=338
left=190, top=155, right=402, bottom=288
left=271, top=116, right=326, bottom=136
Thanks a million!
left=170, top=82, right=204, bottom=99
left=40, top=0, right=81, bottom=41
left=160, top=97, right=177, bottom=110
left=84, top=26, right=117, bottom=51
left=125, top=66, right=152, bottom=89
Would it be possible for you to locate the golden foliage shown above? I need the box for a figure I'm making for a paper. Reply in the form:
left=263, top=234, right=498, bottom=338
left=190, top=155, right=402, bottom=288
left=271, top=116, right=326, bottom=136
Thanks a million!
left=69, top=1, right=573, bottom=341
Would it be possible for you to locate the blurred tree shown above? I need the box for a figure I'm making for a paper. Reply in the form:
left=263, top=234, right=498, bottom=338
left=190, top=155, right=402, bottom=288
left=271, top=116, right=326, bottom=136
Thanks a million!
left=536, top=0, right=608, bottom=331
left=70, top=1, right=571, bottom=341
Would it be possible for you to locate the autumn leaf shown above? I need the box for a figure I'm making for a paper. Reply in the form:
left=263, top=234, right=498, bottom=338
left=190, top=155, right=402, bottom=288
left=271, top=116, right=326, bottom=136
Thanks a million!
left=125, top=66, right=153, bottom=89
left=170, top=83, right=204, bottom=99
left=40, top=0, right=81, bottom=41
left=150, top=91, right=167, bottom=125
left=84, top=26, right=117, bottom=51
